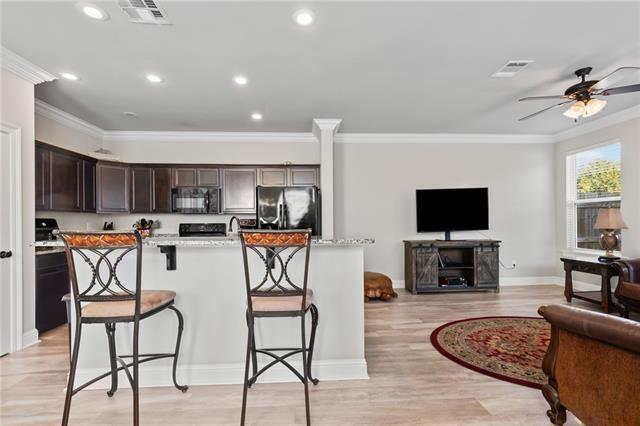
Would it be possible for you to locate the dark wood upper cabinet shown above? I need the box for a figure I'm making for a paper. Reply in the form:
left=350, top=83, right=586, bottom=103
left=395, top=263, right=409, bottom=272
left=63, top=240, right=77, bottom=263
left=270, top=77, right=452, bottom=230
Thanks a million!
left=173, top=168, right=197, bottom=187
left=96, top=162, right=130, bottom=213
left=35, top=145, right=51, bottom=210
left=82, top=160, right=96, bottom=212
left=197, top=168, right=219, bottom=186
left=222, top=168, right=257, bottom=214
left=152, top=167, right=172, bottom=212
left=289, top=167, right=319, bottom=186
left=50, top=151, right=82, bottom=211
left=259, top=168, right=288, bottom=186
left=131, top=167, right=152, bottom=213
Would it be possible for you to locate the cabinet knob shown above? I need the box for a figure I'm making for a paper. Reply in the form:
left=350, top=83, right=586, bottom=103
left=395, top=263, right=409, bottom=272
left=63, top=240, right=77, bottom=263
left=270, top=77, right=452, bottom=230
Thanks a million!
left=0, top=250, right=12, bottom=259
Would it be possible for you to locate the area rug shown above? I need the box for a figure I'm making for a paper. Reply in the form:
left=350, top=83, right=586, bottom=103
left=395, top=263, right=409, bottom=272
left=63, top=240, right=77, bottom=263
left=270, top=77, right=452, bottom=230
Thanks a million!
left=430, top=316, right=550, bottom=389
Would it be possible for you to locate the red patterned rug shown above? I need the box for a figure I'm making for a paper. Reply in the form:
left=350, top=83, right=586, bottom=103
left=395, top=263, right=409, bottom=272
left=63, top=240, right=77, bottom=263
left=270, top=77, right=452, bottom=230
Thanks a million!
left=430, top=316, right=550, bottom=389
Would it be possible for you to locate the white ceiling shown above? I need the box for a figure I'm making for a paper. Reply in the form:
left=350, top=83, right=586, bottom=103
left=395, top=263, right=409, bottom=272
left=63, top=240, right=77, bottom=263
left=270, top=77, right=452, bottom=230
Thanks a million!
left=2, top=1, right=640, bottom=133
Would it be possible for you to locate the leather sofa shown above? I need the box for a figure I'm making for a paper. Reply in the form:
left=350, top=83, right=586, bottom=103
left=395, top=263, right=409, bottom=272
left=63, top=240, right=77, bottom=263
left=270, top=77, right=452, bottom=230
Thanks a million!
left=538, top=304, right=640, bottom=425
left=614, top=259, right=640, bottom=318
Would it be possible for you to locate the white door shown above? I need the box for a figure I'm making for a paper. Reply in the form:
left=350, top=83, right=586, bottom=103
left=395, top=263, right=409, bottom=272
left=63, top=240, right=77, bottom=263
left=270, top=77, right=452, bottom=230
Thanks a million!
left=0, top=129, right=14, bottom=355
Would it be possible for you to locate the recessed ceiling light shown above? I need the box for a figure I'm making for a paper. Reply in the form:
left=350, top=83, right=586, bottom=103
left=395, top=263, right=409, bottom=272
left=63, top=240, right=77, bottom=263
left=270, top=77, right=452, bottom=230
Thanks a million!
left=146, top=74, right=163, bottom=83
left=123, top=111, right=138, bottom=118
left=233, top=75, right=248, bottom=86
left=61, top=72, right=80, bottom=81
left=76, top=3, right=109, bottom=21
left=293, top=9, right=315, bottom=26
left=251, top=112, right=263, bottom=121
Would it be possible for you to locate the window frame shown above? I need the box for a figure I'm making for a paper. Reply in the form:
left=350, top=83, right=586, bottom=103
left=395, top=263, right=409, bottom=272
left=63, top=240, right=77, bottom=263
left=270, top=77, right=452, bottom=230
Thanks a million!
left=565, top=139, right=622, bottom=254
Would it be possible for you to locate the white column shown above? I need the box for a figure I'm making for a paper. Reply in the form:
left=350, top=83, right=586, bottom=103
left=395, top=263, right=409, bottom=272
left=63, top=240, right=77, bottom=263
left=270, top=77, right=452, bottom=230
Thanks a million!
left=312, top=119, right=342, bottom=238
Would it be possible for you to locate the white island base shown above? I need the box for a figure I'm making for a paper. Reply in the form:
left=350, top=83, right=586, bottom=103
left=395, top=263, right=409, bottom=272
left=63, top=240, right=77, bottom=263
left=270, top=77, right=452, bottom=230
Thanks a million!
left=53, top=237, right=372, bottom=389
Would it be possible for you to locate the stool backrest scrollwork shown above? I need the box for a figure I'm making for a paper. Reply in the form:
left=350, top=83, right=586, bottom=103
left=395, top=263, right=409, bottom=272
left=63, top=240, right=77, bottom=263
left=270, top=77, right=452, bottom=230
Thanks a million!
left=239, top=229, right=312, bottom=312
left=57, top=231, right=142, bottom=318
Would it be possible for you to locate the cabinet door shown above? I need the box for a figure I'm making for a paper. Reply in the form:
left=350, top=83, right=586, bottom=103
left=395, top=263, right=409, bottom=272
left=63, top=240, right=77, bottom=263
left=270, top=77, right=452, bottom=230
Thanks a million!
left=97, top=163, right=130, bottom=213
left=259, top=168, right=287, bottom=186
left=50, top=151, right=82, bottom=211
left=82, top=160, right=96, bottom=212
left=475, top=247, right=499, bottom=286
left=152, top=167, right=172, bottom=212
left=415, top=248, right=439, bottom=289
left=131, top=167, right=152, bottom=213
left=222, top=168, right=257, bottom=214
left=197, top=168, right=220, bottom=186
left=289, top=167, right=319, bottom=187
left=173, top=168, right=197, bottom=187
left=35, top=146, right=51, bottom=210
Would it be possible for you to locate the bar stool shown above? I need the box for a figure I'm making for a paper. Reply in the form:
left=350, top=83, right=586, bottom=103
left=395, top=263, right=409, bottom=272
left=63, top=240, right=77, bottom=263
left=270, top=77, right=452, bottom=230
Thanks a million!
left=57, top=231, right=188, bottom=426
left=239, top=229, right=319, bottom=426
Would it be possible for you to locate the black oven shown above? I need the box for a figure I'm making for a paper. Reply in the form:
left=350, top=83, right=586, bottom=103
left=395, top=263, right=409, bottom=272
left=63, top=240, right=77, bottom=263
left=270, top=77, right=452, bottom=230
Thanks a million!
left=171, top=187, right=221, bottom=214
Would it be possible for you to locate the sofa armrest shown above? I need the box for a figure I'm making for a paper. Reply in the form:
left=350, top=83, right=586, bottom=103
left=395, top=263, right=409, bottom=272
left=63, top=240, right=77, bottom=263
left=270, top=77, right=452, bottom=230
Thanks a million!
left=615, top=259, right=640, bottom=283
left=538, top=304, right=640, bottom=353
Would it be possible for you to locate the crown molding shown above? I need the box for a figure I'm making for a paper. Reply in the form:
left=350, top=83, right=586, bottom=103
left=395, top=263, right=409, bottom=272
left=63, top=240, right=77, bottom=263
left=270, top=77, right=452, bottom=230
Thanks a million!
left=554, top=104, right=640, bottom=142
left=312, top=118, right=342, bottom=139
left=103, top=130, right=318, bottom=144
left=35, top=100, right=104, bottom=140
left=1, top=47, right=56, bottom=84
left=335, top=133, right=555, bottom=144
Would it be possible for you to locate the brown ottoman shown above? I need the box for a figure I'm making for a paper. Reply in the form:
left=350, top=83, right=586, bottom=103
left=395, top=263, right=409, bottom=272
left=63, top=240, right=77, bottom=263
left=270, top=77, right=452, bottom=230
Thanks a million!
left=364, top=272, right=398, bottom=302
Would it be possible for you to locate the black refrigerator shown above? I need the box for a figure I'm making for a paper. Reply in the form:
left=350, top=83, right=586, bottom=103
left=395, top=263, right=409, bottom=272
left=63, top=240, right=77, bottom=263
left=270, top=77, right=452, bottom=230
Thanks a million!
left=256, top=186, right=321, bottom=236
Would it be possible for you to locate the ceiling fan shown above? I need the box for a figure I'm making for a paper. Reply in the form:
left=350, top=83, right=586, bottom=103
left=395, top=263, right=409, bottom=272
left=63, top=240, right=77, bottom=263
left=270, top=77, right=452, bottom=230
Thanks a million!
left=518, top=66, right=640, bottom=121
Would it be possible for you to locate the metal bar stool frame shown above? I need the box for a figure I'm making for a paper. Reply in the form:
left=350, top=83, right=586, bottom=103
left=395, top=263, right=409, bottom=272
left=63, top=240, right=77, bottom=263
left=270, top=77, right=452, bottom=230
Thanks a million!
left=239, top=229, right=319, bottom=426
left=58, top=231, right=188, bottom=426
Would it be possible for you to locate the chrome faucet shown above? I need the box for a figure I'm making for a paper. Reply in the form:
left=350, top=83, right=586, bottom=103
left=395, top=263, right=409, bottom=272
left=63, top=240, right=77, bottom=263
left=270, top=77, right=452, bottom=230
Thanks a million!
left=228, top=216, right=242, bottom=235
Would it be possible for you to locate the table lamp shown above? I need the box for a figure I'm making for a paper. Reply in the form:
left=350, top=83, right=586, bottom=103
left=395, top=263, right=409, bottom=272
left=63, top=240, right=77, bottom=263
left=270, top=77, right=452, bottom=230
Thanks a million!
left=593, top=207, right=627, bottom=262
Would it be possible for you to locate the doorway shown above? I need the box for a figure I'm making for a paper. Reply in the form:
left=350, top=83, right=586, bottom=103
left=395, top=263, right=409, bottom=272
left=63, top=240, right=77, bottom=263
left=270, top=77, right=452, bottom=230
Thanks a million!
left=0, top=123, right=23, bottom=355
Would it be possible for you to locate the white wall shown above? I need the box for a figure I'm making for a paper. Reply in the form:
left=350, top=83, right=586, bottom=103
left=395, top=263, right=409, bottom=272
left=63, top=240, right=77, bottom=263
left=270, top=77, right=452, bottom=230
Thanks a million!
left=555, top=118, right=640, bottom=264
left=35, top=114, right=102, bottom=153
left=1, top=69, right=36, bottom=336
left=334, top=142, right=558, bottom=281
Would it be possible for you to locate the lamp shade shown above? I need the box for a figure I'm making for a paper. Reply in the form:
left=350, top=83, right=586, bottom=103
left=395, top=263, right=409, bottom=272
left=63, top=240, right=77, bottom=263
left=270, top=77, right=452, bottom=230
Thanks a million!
left=593, top=208, right=628, bottom=230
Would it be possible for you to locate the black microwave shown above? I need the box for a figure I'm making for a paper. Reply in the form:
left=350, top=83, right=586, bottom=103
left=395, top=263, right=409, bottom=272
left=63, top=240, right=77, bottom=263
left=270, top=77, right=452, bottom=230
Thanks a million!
left=171, top=187, right=221, bottom=214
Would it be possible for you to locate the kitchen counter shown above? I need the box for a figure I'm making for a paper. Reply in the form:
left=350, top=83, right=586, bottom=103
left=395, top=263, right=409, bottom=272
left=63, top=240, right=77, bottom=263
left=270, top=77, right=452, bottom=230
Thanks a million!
left=36, top=232, right=372, bottom=389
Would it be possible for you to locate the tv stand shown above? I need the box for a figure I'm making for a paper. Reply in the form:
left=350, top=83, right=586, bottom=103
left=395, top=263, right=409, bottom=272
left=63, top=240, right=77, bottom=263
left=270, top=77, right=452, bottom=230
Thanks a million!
left=403, top=239, right=500, bottom=294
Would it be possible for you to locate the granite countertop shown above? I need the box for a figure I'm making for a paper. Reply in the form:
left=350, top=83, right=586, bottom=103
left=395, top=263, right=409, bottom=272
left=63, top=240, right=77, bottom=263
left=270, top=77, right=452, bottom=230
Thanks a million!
left=31, top=234, right=374, bottom=248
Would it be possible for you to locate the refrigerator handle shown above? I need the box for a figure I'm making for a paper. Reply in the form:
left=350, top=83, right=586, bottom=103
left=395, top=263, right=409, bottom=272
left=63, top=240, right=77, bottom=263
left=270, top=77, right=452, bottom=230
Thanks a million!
left=283, top=204, right=288, bottom=229
left=278, top=204, right=283, bottom=229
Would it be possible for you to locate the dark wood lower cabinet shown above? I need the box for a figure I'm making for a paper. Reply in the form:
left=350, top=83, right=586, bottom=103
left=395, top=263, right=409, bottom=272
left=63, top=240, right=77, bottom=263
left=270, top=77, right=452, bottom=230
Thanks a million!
left=404, top=240, right=500, bottom=294
left=35, top=252, right=69, bottom=333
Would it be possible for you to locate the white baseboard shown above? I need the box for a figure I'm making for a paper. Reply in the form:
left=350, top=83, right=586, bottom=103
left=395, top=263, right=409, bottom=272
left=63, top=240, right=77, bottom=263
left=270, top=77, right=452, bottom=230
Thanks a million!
left=392, top=276, right=600, bottom=290
left=22, top=329, right=39, bottom=349
left=74, top=358, right=368, bottom=390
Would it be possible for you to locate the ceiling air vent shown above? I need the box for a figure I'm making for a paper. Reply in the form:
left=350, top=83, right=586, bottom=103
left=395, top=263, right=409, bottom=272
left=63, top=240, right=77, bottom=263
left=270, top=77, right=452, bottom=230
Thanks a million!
left=491, top=60, right=534, bottom=78
left=118, top=0, right=170, bottom=24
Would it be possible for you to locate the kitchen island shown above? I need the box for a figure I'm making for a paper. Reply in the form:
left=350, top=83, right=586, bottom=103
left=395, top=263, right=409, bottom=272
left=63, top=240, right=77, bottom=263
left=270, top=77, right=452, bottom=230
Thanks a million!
left=33, top=235, right=373, bottom=388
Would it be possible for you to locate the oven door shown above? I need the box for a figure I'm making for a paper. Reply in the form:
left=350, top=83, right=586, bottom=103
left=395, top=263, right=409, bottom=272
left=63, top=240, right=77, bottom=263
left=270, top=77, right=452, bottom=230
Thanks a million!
left=172, top=187, right=209, bottom=214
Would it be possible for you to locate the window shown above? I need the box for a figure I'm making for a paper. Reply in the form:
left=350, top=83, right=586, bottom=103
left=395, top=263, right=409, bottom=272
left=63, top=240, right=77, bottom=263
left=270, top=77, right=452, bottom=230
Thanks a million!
left=566, top=142, right=622, bottom=251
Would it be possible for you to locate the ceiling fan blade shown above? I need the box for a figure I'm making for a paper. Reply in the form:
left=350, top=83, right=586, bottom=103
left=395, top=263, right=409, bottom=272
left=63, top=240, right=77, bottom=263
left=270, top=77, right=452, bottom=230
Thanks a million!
left=518, top=95, right=568, bottom=101
left=591, top=66, right=640, bottom=91
left=601, top=84, right=640, bottom=96
left=518, top=100, right=573, bottom=121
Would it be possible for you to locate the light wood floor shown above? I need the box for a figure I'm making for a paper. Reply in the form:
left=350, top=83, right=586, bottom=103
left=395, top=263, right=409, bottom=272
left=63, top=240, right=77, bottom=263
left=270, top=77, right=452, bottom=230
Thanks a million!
left=1, top=285, right=588, bottom=425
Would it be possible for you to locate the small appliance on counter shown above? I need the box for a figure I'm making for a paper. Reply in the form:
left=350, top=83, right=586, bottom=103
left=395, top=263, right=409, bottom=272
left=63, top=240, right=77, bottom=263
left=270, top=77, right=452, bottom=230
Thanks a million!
left=256, top=185, right=321, bottom=235
left=34, top=218, right=69, bottom=333
left=179, top=223, right=227, bottom=237
left=172, top=187, right=221, bottom=214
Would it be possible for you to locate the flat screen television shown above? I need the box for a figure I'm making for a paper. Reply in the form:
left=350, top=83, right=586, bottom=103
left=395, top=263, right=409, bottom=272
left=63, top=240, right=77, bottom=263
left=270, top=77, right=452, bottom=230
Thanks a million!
left=416, top=187, right=488, bottom=237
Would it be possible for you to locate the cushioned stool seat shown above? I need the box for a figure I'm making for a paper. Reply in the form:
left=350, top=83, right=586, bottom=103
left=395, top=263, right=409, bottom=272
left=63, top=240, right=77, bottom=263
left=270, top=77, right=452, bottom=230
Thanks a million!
left=252, top=289, right=314, bottom=312
left=82, top=290, right=176, bottom=319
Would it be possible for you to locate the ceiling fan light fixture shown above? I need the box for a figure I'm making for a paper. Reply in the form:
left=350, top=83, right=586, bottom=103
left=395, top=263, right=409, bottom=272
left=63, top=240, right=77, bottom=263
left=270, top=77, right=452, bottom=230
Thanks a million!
left=584, top=98, right=607, bottom=116
left=563, top=101, right=585, bottom=119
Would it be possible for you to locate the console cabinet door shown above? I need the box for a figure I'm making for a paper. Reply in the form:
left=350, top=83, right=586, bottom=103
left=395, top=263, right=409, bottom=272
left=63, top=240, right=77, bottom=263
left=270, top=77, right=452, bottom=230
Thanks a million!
left=82, top=160, right=96, bottom=212
left=152, top=167, right=172, bottom=212
left=222, top=168, right=257, bottom=214
left=97, top=163, right=130, bottom=213
left=415, top=247, right=439, bottom=289
left=259, top=168, right=288, bottom=186
left=35, top=146, right=51, bottom=210
left=197, top=168, right=219, bottom=186
left=475, top=246, right=499, bottom=287
left=131, top=167, right=152, bottom=213
left=289, top=167, right=318, bottom=187
left=173, top=168, right=197, bottom=187
left=50, top=151, right=82, bottom=211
